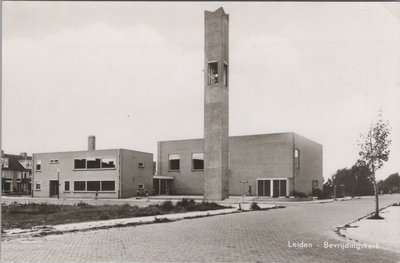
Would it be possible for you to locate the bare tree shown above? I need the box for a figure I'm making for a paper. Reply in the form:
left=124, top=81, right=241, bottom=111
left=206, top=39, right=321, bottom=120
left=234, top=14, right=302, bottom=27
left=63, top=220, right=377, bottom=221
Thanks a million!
left=357, top=110, right=391, bottom=219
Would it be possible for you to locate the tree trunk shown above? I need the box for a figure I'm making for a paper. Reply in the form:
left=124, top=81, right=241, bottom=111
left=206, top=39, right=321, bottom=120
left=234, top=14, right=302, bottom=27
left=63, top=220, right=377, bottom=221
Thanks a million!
left=373, top=175, right=379, bottom=217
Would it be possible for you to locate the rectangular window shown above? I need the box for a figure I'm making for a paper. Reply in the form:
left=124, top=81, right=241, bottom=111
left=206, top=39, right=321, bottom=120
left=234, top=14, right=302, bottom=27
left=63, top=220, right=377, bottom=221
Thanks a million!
left=312, top=180, right=319, bottom=189
left=74, top=181, right=86, bottom=191
left=101, top=158, right=116, bottom=168
left=87, top=158, right=101, bottom=169
left=35, top=160, right=41, bottom=171
left=35, top=181, right=41, bottom=190
left=74, top=159, right=86, bottom=169
left=168, top=154, right=180, bottom=171
left=223, top=63, right=228, bottom=86
left=208, top=62, right=218, bottom=84
left=138, top=184, right=144, bottom=190
left=64, top=181, right=70, bottom=191
left=138, top=162, right=145, bottom=168
left=294, top=149, right=300, bottom=170
left=50, top=159, right=59, bottom=164
left=192, top=153, right=204, bottom=170
left=2, top=158, right=9, bottom=168
left=101, top=181, right=115, bottom=191
left=87, top=181, right=101, bottom=191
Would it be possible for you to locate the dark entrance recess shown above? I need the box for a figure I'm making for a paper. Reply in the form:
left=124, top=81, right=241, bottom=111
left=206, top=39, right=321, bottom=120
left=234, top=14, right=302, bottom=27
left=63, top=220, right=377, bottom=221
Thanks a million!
left=257, top=180, right=271, bottom=196
left=49, top=180, right=59, bottom=197
left=273, top=180, right=280, bottom=197
left=153, top=178, right=173, bottom=195
left=280, top=180, right=287, bottom=196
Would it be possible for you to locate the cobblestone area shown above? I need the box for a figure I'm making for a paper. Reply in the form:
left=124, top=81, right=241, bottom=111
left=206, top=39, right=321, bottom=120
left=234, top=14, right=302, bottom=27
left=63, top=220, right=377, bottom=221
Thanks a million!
left=2, top=195, right=399, bottom=262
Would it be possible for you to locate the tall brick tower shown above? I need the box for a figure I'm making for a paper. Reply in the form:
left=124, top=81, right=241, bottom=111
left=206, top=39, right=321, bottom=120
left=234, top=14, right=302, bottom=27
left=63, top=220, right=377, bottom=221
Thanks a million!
left=203, top=7, right=229, bottom=200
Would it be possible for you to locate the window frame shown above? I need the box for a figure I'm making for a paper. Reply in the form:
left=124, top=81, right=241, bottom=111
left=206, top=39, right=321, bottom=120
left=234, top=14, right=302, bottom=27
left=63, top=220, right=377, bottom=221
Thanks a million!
left=64, top=181, right=70, bottom=192
left=2, top=158, right=9, bottom=168
left=168, top=154, right=180, bottom=172
left=86, top=158, right=101, bottom=169
left=87, top=181, right=101, bottom=192
left=74, top=158, right=86, bottom=170
left=35, top=181, right=41, bottom=190
left=294, top=149, right=300, bottom=171
left=138, top=162, right=145, bottom=168
left=101, top=158, right=116, bottom=169
left=74, top=158, right=116, bottom=170
left=101, top=181, right=115, bottom=192
left=74, top=181, right=86, bottom=192
left=207, top=61, right=218, bottom=85
left=223, top=62, right=228, bottom=87
left=35, top=160, right=42, bottom=171
left=191, top=153, right=204, bottom=171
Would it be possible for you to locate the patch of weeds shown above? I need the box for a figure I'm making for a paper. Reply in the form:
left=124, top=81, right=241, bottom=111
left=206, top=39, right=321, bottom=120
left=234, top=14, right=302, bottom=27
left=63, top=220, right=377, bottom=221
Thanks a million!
left=76, top=201, right=91, bottom=208
left=155, top=217, right=171, bottom=223
left=251, top=202, right=261, bottom=210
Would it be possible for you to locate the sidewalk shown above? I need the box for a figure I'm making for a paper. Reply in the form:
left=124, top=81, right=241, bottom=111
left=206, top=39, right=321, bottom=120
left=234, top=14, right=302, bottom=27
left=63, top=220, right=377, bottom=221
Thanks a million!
left=2, top=208, right=239, bottom=239
left=1, top=195, right=353, bottom=207
left=339, top=205, right=400, bottom=252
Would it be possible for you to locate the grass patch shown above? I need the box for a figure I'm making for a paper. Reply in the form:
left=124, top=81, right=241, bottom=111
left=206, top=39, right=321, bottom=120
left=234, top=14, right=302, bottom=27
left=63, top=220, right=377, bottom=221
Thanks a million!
left=1, top=200, right=225, bottom=230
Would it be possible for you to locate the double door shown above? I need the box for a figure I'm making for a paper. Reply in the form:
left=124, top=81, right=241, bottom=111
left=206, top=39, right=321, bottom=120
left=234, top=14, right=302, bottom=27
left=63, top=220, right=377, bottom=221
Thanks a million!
left=257, top=179, right=287, bottom=197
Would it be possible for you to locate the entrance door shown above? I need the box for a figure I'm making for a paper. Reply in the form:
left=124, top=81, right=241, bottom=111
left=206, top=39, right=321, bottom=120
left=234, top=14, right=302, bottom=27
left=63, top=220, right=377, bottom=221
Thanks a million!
left=153, top=179, right=160, bottom=195
left=257, top=180, right=271, bottom=196
left=160, top=179, right=167, bottom=195
left=273, top=180, right=280, bottom=197
left=257, top=180, right=264, bottom=196
left=279, top=180, right=287, bottom=196
left=49, top=180, right=59, bottom=197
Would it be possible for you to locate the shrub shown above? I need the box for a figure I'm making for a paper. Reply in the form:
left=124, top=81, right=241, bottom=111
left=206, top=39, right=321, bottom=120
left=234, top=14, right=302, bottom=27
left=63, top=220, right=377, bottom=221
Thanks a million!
left=160, top=201, right=174, bottom=211
left=314, top=189, right=332, bottom=200
left=251, top=202, right=261, bottom=210
left=7, top=203, right=61, bottom=214
left=292, top=191, right=307, bottom=198
left=99, top=214, right=111, bottom=220
left=76, top=201, right=90, bottom=208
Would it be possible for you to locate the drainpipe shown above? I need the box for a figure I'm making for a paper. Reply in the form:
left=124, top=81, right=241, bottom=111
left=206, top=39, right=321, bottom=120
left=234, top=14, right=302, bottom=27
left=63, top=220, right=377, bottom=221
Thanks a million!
left=118, top=149, right=121, bottom=199
left=293, top=133, right=296, bottom=195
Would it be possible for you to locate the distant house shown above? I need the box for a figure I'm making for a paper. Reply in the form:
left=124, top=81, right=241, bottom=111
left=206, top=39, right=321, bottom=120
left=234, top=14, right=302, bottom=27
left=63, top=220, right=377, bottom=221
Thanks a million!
left=32, top=136, right=154, bottom=199
left=1, top=152, right=33, bottom=194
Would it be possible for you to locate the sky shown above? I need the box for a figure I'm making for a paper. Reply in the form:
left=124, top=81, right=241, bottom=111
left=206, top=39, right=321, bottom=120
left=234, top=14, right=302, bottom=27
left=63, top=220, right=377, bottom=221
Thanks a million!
left=2, top=2, right=399, bottom=181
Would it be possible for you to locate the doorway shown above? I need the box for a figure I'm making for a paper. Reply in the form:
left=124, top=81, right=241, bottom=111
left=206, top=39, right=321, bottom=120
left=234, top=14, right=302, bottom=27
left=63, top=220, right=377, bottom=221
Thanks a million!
left=153, top=177, right=173, bottom=195
left=257, top=179, right=288, bottom=197
left=49, top=180, right=59, bottom=197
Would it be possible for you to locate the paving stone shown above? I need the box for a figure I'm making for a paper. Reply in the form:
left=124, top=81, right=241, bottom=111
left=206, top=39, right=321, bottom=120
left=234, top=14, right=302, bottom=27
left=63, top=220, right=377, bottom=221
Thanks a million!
left=1, top=195, right=399, bottom=262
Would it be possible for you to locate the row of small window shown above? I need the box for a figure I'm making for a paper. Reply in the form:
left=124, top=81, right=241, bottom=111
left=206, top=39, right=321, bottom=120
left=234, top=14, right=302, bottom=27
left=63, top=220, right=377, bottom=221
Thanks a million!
left=168, top=153, right=204, bottom=171
left=35, top=180, right=116, bottom=191
left=168, top=149, right=300, bottom=172
left=35, top=158, right=145, bottom=171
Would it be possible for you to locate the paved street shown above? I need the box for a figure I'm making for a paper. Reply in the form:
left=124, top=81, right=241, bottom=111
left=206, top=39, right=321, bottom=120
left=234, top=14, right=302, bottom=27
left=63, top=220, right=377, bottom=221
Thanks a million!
left=2, top=195, right=399, bottom=263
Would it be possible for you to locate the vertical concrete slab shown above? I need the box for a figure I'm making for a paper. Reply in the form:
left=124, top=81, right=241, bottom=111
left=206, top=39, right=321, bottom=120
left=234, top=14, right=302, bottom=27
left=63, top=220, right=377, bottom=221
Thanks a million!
left=204, top=7, right=229, bottom=200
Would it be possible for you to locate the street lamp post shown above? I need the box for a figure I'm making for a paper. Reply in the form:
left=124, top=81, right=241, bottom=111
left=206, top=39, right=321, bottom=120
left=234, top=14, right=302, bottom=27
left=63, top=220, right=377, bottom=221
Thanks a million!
left=57, top=168, right=60, bottom=199
left=332, top=175, right=337, bottom=200
left=240, top=180, right=248, bottom=203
